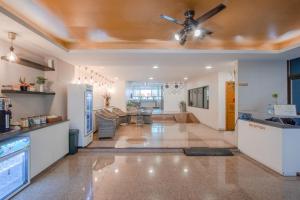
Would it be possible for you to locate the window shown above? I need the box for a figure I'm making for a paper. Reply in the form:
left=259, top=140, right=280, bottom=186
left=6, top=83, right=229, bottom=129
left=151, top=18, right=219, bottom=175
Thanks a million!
left=188, top=86, right=209, bottom=109
left=128, top=84, right=163, bottom=101
left=288, top=58, right=300, bottom=114
left=140, top=89, right=151, bottom=97
left=203, top=86, right=209, bottom=109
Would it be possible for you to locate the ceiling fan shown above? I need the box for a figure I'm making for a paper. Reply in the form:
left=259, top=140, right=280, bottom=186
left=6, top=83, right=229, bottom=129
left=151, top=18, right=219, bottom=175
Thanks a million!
left=160, top=3, right=226, bottom=45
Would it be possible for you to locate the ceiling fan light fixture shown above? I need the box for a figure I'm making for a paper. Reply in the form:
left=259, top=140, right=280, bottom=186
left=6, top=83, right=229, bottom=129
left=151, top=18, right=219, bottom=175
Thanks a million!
left=194, top=29, right=203, bottom=37
left=174, top=33, right=180, bottom=41
left=161, top=3, right=226, bottom=45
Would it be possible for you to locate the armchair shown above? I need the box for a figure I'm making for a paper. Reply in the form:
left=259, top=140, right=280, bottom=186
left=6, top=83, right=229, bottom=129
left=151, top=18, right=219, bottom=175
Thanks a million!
left=95, top=110, right=118, bottom=138
left=112, top=107, right=130, bottom=124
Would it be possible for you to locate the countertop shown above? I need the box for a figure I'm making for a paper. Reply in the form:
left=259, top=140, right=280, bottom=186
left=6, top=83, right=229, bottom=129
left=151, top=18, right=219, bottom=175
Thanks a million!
left=239, top=118, right=300, bottom=129
left=0, top=120, right=69, bottom=142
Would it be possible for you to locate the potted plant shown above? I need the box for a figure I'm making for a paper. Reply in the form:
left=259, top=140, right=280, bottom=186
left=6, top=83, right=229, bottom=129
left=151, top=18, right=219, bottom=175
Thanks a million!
left=272, top=93, right=279, bottom=105
left=36, top=76, right=47, bottom=92
left=103, top=92, right=111, bottom=107
left=19, top=77, right=29, bottom=91
left=179, top=101, right=187, bottom=112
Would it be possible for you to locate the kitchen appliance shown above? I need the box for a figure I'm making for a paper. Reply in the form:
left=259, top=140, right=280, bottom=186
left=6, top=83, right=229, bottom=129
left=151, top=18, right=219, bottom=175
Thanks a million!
left=68, top=84, right=93, bottom=147
left=0, top=136, right=30, bottom=200
left=0, top=97, right=11, bottom=132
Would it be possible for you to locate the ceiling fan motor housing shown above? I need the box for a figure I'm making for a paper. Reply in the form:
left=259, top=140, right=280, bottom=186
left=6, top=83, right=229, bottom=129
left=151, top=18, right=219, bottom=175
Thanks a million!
left=184, top=10, right=195, bottom=18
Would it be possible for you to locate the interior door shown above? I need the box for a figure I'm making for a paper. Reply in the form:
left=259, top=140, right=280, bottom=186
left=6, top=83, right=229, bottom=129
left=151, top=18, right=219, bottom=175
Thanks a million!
left=226, top=81, right=235, bottom=131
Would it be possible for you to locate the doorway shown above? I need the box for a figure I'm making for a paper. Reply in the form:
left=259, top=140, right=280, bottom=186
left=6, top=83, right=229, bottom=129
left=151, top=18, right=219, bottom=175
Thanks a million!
left=226, top=81, right=235, bottom=131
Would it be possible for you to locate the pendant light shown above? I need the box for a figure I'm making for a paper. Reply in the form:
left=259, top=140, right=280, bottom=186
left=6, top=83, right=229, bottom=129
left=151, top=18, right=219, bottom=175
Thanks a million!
left=6, top=32, right=17, bottom=62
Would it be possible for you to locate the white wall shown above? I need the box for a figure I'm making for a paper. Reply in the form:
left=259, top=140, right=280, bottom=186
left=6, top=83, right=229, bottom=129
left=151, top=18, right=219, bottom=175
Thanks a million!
left=187, top=72, right=233, bottom=130
left=93, top=88, right=104, bottom=110
left=163, top=85, right=186, bottom=112
left=45, top=59, right=74, bottom=119
left=110, top=80, right=126, bottom=110
left=238, top=60, right=287, bottom=116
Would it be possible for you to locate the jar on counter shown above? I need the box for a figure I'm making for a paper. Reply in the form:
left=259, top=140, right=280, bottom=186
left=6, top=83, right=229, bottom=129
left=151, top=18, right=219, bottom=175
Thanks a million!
left=40, top=115, right=47, bottom=124
left=33, top=116, right=41, bottom=125
left=28, top=117, right=34, bottom=127
left=20, top=118, right=29, bottom=128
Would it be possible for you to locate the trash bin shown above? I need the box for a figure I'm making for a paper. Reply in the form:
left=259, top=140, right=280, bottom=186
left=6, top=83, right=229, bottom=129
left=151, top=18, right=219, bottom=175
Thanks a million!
left=69, top=129, right=79, bottom=154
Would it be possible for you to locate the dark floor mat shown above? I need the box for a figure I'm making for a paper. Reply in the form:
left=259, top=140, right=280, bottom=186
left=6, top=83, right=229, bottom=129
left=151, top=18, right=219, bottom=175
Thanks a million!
left=184, top=147, right=233, bottom=156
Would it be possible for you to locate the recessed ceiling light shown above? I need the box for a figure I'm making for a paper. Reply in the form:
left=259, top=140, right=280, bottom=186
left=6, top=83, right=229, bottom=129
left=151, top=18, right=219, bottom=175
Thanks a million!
left=205, top=65, right=213, bottom=70
left=148, top=168, right=154, bottom=174
left=149, top=77, right=154, bottom=80
left=153, top=65, right=159, bottom=69
left=184, top=77, right=188, bottom=80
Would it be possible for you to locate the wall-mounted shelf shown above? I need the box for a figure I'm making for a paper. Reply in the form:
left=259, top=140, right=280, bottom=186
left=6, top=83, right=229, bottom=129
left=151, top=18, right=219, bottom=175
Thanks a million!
left=1, top=56, right=55, bottom=71
left=1, top=90, right=55, bottom=95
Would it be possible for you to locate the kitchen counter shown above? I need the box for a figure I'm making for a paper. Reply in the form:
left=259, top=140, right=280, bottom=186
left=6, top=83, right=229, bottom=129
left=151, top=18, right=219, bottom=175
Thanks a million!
left=0, top=120, right=69, bottom=142
left=238, top=119, right=300, bottom=176
left=239, top=118, right=300, bottom=129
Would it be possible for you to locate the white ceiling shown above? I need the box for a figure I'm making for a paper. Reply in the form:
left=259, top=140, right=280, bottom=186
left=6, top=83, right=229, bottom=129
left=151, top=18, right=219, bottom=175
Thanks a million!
left=0, top=10, right=66, bottom=58
left=87, top=61, right=235, bottom=82
left=1, top=9, right=300, bottom=82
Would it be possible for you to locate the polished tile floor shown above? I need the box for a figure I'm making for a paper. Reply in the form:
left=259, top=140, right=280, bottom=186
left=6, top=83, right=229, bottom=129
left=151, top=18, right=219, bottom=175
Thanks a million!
left=89, top=122, right=237, bottom=148
left=13, top=152, right=300, bottom=200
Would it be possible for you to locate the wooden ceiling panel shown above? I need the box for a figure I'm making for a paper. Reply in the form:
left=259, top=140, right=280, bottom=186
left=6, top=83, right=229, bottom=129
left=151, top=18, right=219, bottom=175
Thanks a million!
left=2, top=0, right=300, bottom=50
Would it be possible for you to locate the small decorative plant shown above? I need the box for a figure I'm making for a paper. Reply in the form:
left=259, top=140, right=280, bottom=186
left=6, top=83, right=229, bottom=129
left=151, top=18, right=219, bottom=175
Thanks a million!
left=36, top=76, right=47, bottom=85
left=126, top=100, right=141, bottom=110
left=103, top=92, right=111, bottom=107
left=36, top=76, right=47, bottom=92
left=272, top=93, right=279, bottom=105
left=19, top=77, right=29, bottom=91
left=179, top=101, right=187, bottom=112
left=126, top=100, right=134, bottom=108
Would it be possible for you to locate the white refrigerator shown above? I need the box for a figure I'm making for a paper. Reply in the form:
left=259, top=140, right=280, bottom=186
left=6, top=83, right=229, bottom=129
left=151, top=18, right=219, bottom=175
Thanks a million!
left=67, top=84, right=93, bottom=147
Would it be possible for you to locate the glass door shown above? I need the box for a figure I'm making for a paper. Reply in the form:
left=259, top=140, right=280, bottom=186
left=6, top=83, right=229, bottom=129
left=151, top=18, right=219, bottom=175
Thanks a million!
left=85, top=88, right=93, bottom=135
left=0, top=150, right=29, bottom=200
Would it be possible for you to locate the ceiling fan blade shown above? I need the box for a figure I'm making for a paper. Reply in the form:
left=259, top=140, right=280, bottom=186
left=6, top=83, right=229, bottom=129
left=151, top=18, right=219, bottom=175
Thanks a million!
left=201, top=28, right=213, bottom=35
left=195, top=3, right=226, bottom=24
left=160, top=14, right=184, bottom=25
left=179, top=34, right=187, bottom=45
